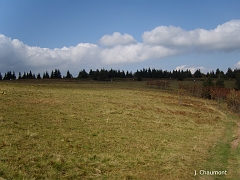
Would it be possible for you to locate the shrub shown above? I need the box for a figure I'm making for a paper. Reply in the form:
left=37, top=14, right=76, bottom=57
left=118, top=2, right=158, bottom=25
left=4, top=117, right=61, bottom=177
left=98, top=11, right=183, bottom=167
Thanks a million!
left=201, top=76, right=214, bottom=99
left=210, top=87, right=229, bottom=100
left=156, top=80, right=170, bottom=90
left=226, top=90, right=240, bottom=113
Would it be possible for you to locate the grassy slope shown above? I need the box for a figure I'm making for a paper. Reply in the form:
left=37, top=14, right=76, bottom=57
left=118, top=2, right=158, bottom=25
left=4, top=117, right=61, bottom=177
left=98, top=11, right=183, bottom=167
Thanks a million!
left=0, top=80, right=239, bottom=179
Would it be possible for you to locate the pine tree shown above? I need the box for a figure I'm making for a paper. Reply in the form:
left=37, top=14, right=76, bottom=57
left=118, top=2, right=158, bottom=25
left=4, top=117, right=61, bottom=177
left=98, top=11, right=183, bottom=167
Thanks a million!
left=29, top=71, right=33, bottom=79
left=57, top=69, right=62, bottom=78
left=65, top=70, right=72, bottom=78
left=22, top=72, right=27, bottom=79
left=234, top=73, right=240, bottom=90
left=51, top=70, right=54, bottom=78
left=37, top=73, right=41, bottom=79
left=12, top=71, right=16, bottom=80
left=45, top=71, right=50, bottom=78
left=0, top=72, right=2, bottom=80
left=78, top=69, right=88, bottom=79
left=226, top=68, right=235, bottom=78
left=18, top=72, right=22, bottom=80
left=93, top=69, right=99, bottom=80
left=215, top=77, right=225, bottom=87
left=202, top=76, right=214, bottom=99
left=98, top=69, right=108, bottom=80
left=194, top=69, right=202, bottom=78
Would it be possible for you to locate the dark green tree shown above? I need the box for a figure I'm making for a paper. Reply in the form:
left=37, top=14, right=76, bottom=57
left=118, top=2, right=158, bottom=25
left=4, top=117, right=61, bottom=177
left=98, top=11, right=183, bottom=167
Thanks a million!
left=215, top=68, right=221, bottom=78
left=12, top=71, right=16, bottom=80
left=202, top=76, right=214, bottom=99
left=22, top=72, right=27, bottom=79
left=55, top=69, right=62, bottom=78
left=51, top=70, right=54, bottom=78
left=203, top=76, right=214, bottom=87
left=88, top=69, right=94, bottom=78
left=78, top=69, right=88, bottom=78
left=3, top=71, right=15, bottom=80
left=37, top=73, right=41, bottom=79
left=226, top=68, right=235, bottom=78
left=177, top=74, right=184, bottom=81
left=215, top=77, right=225, bottom=87
left=0, top=72, right=2, bottom=80
left=234, top=73, right=240, bottom=90
left=29, top=71, right=33, bottom=79
left=18, top=72, right=22, bottom=79
left=215, top=70, right=225, bottom=87
left=126, top=71, right=133, bottom=78
left=43, top=71, right=50, bottom=79
left=98, top=69, right=108, bottom=80
left=194, top=69, right=202, bottom=78
left=93, top=69, right=99, bottom=80
left=135, top=70, right=143, bottom=81
left=234, top=69, right=240, bottom=79
left=65, top=70, right=73, bottom=78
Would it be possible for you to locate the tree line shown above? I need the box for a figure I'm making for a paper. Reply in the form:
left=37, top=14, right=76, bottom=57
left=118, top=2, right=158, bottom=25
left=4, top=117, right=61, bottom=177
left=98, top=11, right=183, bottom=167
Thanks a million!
left=0, top=67, right=240, bottom=81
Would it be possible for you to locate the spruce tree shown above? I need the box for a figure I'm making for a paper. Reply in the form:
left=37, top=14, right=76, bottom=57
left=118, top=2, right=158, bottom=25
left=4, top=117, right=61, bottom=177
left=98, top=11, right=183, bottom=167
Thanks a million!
left=45, top=71, right=50, bottom=78
left=202, top=76, right=214, bottom=99
left=37, top=73, right=41, bottom=79
left=51, top=70, right=54, bottom=78
left=93, top=69, right=99, bottom=80
left=215, top=77, right=225, bottom=87
left=29, top=71, right=33, bottom=79
left=234, top=73, right=240, bottom=90
left=65, top=70, right=72, bottom=78
left=22, top=72, right=27, bottom=79
left=194, top=69, right=202, bottom=78
left=12, top=71, right=16, bottom=80
left=77, top=69, right=88, bottom=79
left=226, top=68, right=235, bottom=78
left=18, top=72, right=22, bottom=79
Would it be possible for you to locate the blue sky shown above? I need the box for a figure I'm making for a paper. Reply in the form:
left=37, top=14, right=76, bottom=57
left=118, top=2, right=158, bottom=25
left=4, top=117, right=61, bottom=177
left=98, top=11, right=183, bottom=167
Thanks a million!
left=0, top=0, right=240, bottom=76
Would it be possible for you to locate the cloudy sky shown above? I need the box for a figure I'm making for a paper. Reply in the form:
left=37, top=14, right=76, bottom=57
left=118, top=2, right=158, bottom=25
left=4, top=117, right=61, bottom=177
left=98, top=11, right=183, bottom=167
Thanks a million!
left=0, top=0, right=240, bottom=76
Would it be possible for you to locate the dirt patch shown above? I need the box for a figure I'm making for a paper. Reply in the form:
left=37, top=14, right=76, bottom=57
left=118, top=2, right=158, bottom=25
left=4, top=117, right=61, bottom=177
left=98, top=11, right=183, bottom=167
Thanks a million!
left=231, top=122, right=240, bottom=150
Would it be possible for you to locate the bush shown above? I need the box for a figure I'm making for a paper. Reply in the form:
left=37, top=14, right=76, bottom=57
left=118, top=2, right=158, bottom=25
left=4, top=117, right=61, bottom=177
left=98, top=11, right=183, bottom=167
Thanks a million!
left=156, top=80, right=170, bottom=90
left=201, top=76, right=214, bottom=99
left=226, top=90, right=240, bottom=113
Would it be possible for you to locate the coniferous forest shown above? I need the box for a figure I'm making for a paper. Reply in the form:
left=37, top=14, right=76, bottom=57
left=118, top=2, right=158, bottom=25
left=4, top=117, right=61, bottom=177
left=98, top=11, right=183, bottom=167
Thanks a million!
left=0, top=67, right=240, bottom=82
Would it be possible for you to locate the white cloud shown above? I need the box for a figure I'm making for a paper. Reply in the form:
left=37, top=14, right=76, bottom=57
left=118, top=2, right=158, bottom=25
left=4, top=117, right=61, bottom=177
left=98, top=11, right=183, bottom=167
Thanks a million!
left=235, top=61, right=240, bottom=68
left=101, top=44, right=176, bottom=64
left=176, top=65, right=204, bottom=73
left=99, top=32, right=137, bottom=47
left=142, top=19, right=240, bottom=53
left=0, top=35, right=101, bottom=74
left=1, top=19, right=240, bottom=75
left=0, top=34, right=176, bottom=74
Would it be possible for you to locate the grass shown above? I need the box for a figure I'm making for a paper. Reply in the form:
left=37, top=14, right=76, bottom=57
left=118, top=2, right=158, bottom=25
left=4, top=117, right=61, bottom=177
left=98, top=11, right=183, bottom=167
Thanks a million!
left=0, top=80, right=239, bottom=179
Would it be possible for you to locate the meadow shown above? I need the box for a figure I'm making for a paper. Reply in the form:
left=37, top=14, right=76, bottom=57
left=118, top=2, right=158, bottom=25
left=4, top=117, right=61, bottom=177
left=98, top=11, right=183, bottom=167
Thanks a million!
left=0, top=80, right=239, bottom=179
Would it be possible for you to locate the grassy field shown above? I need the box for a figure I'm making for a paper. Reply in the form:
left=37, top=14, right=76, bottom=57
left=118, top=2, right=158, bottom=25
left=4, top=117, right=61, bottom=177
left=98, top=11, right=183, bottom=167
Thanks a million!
left=0, top=80, right=239, bottom=179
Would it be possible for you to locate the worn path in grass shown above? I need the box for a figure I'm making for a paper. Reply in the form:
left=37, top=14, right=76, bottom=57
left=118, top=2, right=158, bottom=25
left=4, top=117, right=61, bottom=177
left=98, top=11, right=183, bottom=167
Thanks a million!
left=232, top=122, right=240, bottom=150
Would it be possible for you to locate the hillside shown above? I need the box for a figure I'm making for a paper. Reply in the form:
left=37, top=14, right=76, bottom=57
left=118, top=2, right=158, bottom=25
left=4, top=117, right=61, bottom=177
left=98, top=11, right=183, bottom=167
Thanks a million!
left=0, top=81, right=239, bottom=179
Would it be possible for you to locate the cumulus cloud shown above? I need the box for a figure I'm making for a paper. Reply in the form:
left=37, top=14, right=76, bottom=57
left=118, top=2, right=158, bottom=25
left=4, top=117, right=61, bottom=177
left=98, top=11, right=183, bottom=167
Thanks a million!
left=0, top=35, right=101, bottom=74
left=176, top=65, right=204, bottom=73
left=142, top=19, right=240, bottom=53
left=101, top=44, right=176, bottom=64
left=0, top=34, right=176, bottom=74
left=1, top=19, right=240, bottom=75
left=99, top=32, right=137, bottom=47
left=235, top=61, right=240, bottom=68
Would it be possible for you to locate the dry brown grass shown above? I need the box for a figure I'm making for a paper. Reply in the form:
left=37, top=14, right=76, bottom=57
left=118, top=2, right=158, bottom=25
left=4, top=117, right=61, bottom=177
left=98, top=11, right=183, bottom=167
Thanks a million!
left=0, top=80, right=238, bottom=179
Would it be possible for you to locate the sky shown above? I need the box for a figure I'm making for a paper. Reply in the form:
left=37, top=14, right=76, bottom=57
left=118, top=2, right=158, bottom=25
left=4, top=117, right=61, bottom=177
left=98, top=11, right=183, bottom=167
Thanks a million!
left=0, top=0, right=240, bottom=76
